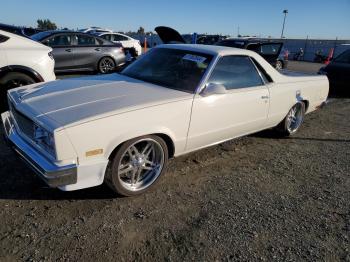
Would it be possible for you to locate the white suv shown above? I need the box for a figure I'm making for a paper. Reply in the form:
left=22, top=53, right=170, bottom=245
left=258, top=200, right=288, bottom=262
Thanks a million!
left=0, top=30, right=56, bottom=111
left=96, top=32, right=142, bottom=58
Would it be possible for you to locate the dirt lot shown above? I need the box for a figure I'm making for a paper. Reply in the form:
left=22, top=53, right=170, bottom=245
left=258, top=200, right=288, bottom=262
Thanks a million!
left=1, top=60, right=350, bottom=261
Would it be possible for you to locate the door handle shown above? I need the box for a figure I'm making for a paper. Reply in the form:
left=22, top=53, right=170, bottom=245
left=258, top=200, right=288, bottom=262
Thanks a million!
left=95, top=48, right=101, bottom=51
left=65, top=49, right=72, bottom=52
left=261, top=95, right=269, bottom=99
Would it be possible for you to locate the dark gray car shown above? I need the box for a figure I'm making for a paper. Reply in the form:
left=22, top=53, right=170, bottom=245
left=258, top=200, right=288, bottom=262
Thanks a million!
left=31, top=31, right=125, bottom=74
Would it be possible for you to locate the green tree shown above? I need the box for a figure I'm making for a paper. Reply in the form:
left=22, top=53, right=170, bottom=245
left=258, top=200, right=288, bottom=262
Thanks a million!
left=37, top=19, right=57, bottom=30
left=137, top=26, right=145, bottom=35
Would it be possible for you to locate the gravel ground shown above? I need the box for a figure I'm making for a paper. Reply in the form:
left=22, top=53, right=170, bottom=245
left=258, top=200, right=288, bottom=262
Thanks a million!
left=0, top=97, right=349, bottom=261
left=286, top=61, right=324, bottom=74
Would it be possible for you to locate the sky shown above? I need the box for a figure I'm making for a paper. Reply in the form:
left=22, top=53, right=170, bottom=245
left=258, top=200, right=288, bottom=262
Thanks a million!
left=1, top=0, right=349, bottom=39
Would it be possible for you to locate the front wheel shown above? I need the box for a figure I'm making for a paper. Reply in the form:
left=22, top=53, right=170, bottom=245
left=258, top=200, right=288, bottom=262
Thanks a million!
left=105, top=135, right=168, bottom=196
left=98, top=57, right=116, bottom=74
left=276, top=102, right=305, bottom=136
left=275, top=60, right=283, bottom=70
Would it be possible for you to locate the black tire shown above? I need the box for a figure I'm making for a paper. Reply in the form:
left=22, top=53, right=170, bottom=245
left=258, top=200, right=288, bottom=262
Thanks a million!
left=105, top=135, right=169, bottom=196
left=275, top=102, right=305, bottom=136
left=0, top=72, right=36, bottom=112
left=98, top=57, right=116, bottom=74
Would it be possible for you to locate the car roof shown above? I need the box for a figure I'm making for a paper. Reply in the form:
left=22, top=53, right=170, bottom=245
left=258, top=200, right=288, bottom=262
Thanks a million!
left=0, top=29, right=52, bottom=50
left=42, top=30, right=77, bottom=34
left=98, top=32, right=130, bottom=37
left=157, top=44, right=255, bottom=56
left=0, top=23, right=20, bottom=29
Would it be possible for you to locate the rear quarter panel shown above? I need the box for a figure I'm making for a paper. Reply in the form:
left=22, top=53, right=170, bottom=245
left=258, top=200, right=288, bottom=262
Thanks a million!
left=266, top=75, right=329, bottom=127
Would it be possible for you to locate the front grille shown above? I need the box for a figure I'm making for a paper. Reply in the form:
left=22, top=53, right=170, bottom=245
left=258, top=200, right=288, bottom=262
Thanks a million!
left=10, top=103, right=35, bottom=141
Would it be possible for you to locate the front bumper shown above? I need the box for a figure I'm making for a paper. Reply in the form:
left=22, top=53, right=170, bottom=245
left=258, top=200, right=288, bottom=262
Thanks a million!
left=1, top=111, right=77, bottom=187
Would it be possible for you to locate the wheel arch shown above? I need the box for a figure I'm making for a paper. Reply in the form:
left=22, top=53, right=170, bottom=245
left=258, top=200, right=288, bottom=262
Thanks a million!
left=107, top=132, right=176, bottom=161
left=0, top=65, right=44, bottom=83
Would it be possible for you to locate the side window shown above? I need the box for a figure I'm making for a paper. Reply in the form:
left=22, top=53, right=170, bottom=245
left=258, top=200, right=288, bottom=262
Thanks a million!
left=76, top=35, right=96, bottom=46
left=44, top=35, right=71, bottom=47
left=260, top=44, right=281, bottom=55
left=101, top=34, right=112, bottom=41
left=208, top=56, right=264, bottom=90
left=113, top=34, right=128, bottom=41
left=250, top=58, right=273, bottom=83
left=334, top=50, right=350, bottom=64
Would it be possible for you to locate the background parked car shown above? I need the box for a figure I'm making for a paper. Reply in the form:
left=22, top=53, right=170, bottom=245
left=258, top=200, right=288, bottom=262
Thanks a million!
left=197, top=35, right=227, bottom=45
left=155, top=26, right=287, bottom=70
left=31, top=31, right=125, bottom=74
left=79, top=27, right=113, bottom=34
left=0, top=23, right=42, bottom=38
left=0, top=30, right=55, bottom=111
left=95, top=32, right=142, bottom=58
left=216, top=38, right=287, bottom=70
left=318, top=49, right=350, bottom=96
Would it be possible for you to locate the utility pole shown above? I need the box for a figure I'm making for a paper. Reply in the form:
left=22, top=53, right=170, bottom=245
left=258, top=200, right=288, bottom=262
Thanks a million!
left=281, top=9, right=288, bottom=38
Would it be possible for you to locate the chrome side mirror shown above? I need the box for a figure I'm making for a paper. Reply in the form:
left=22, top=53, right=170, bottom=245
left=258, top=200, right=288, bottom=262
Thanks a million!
left=200, top=83, right=227, bottom=97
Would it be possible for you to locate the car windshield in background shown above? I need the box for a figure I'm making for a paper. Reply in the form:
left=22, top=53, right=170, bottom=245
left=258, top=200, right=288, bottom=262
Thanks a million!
left=31, top=31, right=53, bottom=41
left=121, top=48, right=213, bottom=93
left=216, top=40, right=246, bottom=48
left=334, top=50, right=350, bottom=63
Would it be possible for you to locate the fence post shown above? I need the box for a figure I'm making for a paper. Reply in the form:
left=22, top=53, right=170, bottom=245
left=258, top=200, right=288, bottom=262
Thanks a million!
left=304, top=35, right=308, bottom=61
left=333, top=37, right=338, bottom=57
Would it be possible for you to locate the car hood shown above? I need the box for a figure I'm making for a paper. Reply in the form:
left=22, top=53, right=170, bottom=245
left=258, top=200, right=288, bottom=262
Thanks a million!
left=155, top=26, right=186, bottom=44
left=10, top=74, right=192, bottom=130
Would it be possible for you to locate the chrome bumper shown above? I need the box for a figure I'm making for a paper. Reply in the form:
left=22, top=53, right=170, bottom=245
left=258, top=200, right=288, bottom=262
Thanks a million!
left=1, top=111, right=77, bottom=187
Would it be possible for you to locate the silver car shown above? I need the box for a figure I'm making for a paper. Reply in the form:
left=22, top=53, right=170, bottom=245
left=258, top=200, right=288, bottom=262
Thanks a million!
left=31, top=31, right=125, bottom=74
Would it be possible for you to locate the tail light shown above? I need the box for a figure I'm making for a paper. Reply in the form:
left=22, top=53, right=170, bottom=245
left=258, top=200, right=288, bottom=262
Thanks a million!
left=48, top=52, right=54, bottom=60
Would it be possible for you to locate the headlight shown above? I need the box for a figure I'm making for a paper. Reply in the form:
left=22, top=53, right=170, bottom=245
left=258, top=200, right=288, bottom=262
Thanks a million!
left=34, top=124, right=55, bottom=154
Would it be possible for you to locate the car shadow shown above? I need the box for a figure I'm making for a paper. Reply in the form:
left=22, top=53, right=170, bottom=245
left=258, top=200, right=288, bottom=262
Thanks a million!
left=0, top=158, right=119, bottom=200
left=250, top=130, right=350, bottom=143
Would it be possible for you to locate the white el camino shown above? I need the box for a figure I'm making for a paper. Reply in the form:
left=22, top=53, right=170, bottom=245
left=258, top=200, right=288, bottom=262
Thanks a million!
left=1, top=44, right=328, bottom=196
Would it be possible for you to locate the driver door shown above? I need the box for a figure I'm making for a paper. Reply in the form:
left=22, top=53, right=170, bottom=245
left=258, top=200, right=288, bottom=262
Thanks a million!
left=186, top=55, right=270, bottom=151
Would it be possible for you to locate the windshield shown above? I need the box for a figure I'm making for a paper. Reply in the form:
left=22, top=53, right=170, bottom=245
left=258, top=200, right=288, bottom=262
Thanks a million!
left=334, top=50, right=350, bottom=63
left=217, top=40, right=246, bottom=48
left=31, top=31, right=53, bottom=41
left=121, top=48, right=213, bottom=93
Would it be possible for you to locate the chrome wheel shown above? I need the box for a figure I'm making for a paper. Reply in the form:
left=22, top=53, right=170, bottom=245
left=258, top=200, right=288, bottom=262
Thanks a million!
left=286, top=103, right=304, bottom=133
left=99, top=57, right=115, bottom=73
left=276, top=60, right=283, bottom=70
left=117, top=138, right=165, bottom=192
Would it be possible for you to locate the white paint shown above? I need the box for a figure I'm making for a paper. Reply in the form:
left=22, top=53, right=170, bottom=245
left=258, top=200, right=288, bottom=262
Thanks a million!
left=0, top=30, right=56, bottom=82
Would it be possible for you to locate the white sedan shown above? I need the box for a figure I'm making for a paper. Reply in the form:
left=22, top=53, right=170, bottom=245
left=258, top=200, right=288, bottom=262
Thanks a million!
left=96, top=32, right=142, bottom=57
left=1, top=44, right=328, bottom=196
left=0, top=30, right=56, bottom=111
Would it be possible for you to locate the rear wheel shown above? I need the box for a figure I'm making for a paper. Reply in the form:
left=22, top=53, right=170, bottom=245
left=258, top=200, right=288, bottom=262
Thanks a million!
left=105, top=135, right=168, bottom=196
left=0, top=72, right=36, bottom=111
left=98, top=57, right=116, bottom=74
left=276, top=102, right=305, bottom=136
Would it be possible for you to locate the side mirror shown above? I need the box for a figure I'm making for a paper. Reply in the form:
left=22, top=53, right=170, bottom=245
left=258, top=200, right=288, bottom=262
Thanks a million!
left=200, top=83, right=227, bottom=97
